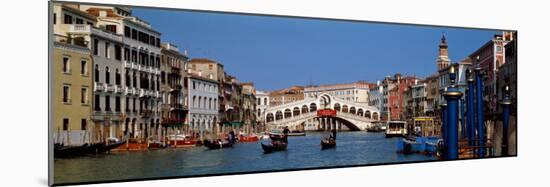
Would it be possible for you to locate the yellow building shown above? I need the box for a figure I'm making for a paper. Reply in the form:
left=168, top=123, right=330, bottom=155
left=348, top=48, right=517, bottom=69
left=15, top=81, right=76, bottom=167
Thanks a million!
left=53, top=41, right=93, bottom=146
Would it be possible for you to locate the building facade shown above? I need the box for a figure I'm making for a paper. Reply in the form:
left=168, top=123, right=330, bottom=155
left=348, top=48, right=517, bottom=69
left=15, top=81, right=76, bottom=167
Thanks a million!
left=53, top=41, right=93, bottom=146
left=268, top=86, right=304, bottom=106
left=81, top=5, right=163, bottom=142
left=304, top=81, right=371, bottom=103
left=187, top=73, right=219, bottom=139
left=241, top=83, right=257, bottom=134
left=160, top=43, right=189, bottom=138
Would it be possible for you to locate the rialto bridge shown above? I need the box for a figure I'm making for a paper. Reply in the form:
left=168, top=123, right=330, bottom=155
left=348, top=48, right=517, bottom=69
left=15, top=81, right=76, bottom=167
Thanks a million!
left=264, top=94, right=380, bottom=131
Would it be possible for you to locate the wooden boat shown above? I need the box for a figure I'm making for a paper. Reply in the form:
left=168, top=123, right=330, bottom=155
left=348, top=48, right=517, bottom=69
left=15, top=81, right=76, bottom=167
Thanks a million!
left=97, top=140, right=127, bottom=153
left=148, top=141, right=165, bottom=150
left=239, top=134, right=259, bottom=142
left=54, top=143, right=90, bottom=158
left=204, top=139, right=233, bottom=149
left=288, top=130, right=306, bottom=136
left=167, top=134, right=197, bottom=148
left=385, top=121, right=408, bottom=138
left=261, top=141, right=287, bottom=153
left=320, top=139, right=336, bottom=149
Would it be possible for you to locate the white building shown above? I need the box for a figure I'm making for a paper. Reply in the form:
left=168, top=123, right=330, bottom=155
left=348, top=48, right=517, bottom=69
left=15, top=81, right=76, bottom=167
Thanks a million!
left=368, top=81, right=384, bottom=114
left=304, top=81, right=371, bottom=103
left=187, top=72, right=219, bottom=139
left=78, top=5, right=163, bottom=141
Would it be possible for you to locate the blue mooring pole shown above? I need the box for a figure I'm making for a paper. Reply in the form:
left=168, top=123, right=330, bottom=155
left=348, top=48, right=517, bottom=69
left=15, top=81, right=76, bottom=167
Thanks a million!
left=466, top=69, right=475, bottom=147
left=475, top=67, right=485, bottom=157
left=461, top=98, right=466, bottom=139
left=440, top=103, right=447, bottom=158
left=443, top=65, right=463, bottom=160
left=500, top=85, right=511, bottom=156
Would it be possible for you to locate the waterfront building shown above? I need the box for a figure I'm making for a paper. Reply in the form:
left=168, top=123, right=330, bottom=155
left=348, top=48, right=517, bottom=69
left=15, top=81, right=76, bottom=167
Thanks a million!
left=241, top=82, right=257, bottom=133
left=160, top=43, right=189, bottom=138
left=304, top=81, right=372, bottom=103
left=186, top=70, right=219, bottom=139
left=268, top=86, right=304, bottom=106
left=468, top=33, right=514, bottom=114
left=255, top=91, right=270, bottom=131
left=368, top=81, right=384, bottom=119
left=52, top=40, right=93, bottom=146
left=188, top=58, right=226, bottom=131
left=81, top=5, right=163, bottom=141
left=424, top=74, right=439, bottom=116
left=388, top=75, right=417, bottom=120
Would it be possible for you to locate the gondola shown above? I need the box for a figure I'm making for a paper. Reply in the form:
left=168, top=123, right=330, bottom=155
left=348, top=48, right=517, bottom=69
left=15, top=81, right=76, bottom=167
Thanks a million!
left=204, top=139, right=233, bottom=149
left=261, top=141, right=287, bottom=153
left=87, top=142, right=106, bottom=154
left=320, top=139, right=336, bottom=149
left=54, top=143, right=90, bottom=158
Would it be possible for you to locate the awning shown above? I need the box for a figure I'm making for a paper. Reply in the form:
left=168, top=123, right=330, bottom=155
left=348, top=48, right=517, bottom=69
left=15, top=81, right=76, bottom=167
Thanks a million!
left=223, top=121, right=243, bottom=127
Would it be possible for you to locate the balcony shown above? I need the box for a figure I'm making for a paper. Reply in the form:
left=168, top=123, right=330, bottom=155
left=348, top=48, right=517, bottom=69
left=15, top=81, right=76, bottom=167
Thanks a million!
left=123, top=61, right=138, bottom=70
left=140, top=109, right=153, bottom=118
left=105, top=84, right=115, bottom=92
left=139, top=89, right=146, bottom=97
left=68, top=25, right=122, bottom=42
left=132, top=88, right=139, bottom=96
left=94, top=82, right=105, bottom=92
left=154, top=91, right=160, bottom=98
left=114, top=85, right=122, bottom=94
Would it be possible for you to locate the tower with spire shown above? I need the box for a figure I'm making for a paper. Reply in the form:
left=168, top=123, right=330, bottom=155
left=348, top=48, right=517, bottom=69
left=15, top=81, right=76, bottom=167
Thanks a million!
left=437, top=33, right=451, bottom=71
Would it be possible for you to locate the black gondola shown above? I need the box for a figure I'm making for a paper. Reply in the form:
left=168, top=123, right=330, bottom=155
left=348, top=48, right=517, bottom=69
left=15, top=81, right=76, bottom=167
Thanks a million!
left=204, top=139, right=233, bottom=149
left=261, top=141, right=287, bottom=153
left=54, top=143, right=90, bottom=158
left=320, top=139, right=336, bottom=149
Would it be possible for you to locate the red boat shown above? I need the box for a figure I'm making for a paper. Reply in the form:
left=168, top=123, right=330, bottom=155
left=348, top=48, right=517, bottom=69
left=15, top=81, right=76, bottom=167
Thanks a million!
left=239, top=134, right=259, bottom=142
left=167, top=134, right=197, bottom=148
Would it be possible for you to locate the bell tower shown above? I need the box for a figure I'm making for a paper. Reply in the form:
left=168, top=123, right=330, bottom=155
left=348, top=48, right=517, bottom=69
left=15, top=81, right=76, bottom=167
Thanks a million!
left=437, top=33, right=451, bottom=71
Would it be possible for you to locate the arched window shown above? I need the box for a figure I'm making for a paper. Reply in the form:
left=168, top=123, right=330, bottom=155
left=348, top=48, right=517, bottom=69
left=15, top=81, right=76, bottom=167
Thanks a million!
left=208, top=98, right=212, bottom=110
left=105, top=67, right=110, bottom=84
left=115, top=69, right=121, bottom=85
left=125, top=71, right=130, bottom=87
left=198, top=96, right=202, bottom=109
left=264, top=98, right=267, bottom=105
left=192, top=96, right=196, bottom=108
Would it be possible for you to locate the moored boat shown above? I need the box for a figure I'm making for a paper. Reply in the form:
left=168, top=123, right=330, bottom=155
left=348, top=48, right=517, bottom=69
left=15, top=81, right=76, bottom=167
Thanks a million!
left=204, top=139, right=233, bottom=149
left=239, top=134, right=259, bottom=142
left=261, top=141, right=287, bottom=153
left=54, top=143, right=90, bottom=158
left=98, top=140, right=126, bottom=153
left=288, top=130, right=306, bottom=136
left=167, top=134, right=197, bottom=148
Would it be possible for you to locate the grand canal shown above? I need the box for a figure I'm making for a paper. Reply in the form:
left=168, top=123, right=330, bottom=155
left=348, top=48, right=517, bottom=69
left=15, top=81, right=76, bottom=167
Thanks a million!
left=54, top=131, right=436, bottom=184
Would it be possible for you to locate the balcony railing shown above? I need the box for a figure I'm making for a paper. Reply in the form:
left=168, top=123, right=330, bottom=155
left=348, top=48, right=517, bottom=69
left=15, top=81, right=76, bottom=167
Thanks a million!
left=139, top=89, right=146, bottom=97
left=114, top=85, right=122, bottom=93
left=94, top=82, right=104, bottom=92
left=105, top=84, right=115, bottom=92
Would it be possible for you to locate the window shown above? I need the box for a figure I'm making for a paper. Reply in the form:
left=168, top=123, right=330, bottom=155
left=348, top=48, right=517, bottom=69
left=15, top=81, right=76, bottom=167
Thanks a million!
left=93, top=39, right=98, bottom=56
left=63, top=118, right=69, bottom=131
left=81, top=119, right=87, bottom=130
left=126, top=98, right=130, bottom=112
left=126, top=71, right=130, bottom=87
left=105, top=96, right=111, bottom=112
left=124, top=26, right=131, bottom=37
left=115, top=96, right=121, bottom=112
left=208, top=64, right=213, bottom=70
left=105, top=42, right=110, bottom=58
left=64, top=14, right=72, bottom=24
left=115, top=45, right=122, bottom=60
left=193, top=81, right=196, bottom=89
left=75, top=18, right=83, bottom=24
left=80, top=60, right=87, bottom=75
left=105, top=67, right=110, bottom=84
left=115, top=69, right=121, bottom=85
left=94, top=94, right=100, bottom=111
left=106, top=25, right=116, bottom=33
left=131, top=50, right=137, bottom=62
left=53, top=13, right=56, bottom=24
left=124, top=48, right=130, bottom=61
left=62, top=56, right=70, bottom=73
left=94, top=64, right=100, bottom=82
left=81, top=87, right=88, bottom=104
left=63, top=85, right=70, bottom=103
left=496, top=45, right=503, bottom=52
left=131, top=29, right=137, bottom=40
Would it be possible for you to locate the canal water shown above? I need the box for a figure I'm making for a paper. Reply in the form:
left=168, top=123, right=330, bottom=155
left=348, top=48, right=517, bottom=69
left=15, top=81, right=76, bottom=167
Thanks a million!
left=54, top=131, right=435, bottom=184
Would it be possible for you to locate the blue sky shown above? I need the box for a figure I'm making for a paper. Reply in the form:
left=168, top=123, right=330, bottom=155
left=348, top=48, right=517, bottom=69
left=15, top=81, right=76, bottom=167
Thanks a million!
left=133, top=8, right=499, bottom=91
